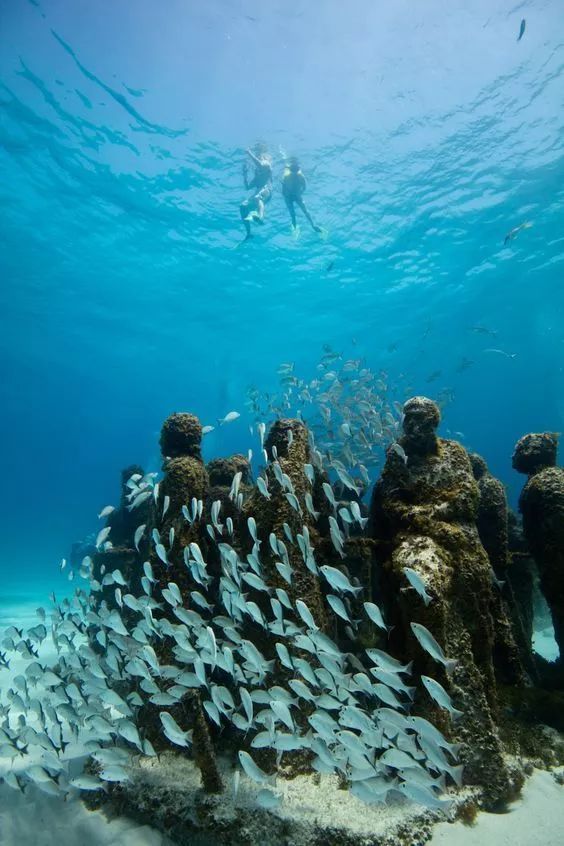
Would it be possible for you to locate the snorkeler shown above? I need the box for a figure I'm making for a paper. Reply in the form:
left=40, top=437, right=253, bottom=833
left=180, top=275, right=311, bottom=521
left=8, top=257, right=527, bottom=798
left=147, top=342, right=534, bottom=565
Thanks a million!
left=240, top=143, right=273, bottom=240
left=282, top=157, right=323, bottom=235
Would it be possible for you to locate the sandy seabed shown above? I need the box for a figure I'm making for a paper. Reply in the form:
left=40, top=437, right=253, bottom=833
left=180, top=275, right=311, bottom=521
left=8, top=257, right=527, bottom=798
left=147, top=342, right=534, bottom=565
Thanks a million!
left=0, top=768, right=563, bottom=846
left=1, top=598, right=562, bottom=846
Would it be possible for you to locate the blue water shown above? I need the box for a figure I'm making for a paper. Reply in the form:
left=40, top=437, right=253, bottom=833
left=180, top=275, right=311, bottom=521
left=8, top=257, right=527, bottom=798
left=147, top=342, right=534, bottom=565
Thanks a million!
left=1, top=7, right=564, bottom=844
left=1, top=1, right=563, bottom=601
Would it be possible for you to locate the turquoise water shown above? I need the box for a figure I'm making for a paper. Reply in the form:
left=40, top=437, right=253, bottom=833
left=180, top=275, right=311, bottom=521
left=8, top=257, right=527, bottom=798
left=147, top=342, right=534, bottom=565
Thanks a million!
left=0, top=2, right=563, bottom=842
left=2, top=0, right=563, bottom=594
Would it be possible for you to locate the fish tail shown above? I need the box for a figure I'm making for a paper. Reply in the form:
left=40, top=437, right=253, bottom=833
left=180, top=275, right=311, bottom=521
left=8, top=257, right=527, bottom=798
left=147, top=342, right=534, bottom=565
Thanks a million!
left=449, top=764, right=464, bottom=787
left=445, top=658, right=458, bottom=674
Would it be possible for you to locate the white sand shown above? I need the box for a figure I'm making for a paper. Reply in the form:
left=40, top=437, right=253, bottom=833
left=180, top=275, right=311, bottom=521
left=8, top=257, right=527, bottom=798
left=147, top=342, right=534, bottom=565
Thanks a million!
left=533, top=627, right=560, bottom=663
left=429, top=769, right=564, bottom=846
left=0, top=784, right=170, bottom=846
left=1, top=765, right=562, bottom=846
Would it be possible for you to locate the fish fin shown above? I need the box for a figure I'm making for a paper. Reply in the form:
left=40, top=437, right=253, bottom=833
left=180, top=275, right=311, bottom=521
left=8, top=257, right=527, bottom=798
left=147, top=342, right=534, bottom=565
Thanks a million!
left=445, top=658, right=458, bottom=674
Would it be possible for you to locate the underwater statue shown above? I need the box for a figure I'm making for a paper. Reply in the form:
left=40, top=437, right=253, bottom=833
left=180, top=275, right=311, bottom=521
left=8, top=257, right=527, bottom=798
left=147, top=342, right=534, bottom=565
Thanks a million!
left=513, top=432, right=564, bottom=661
left=2, top=402, right=564, bottom=845
left=370, top=396, right=526, bottom=804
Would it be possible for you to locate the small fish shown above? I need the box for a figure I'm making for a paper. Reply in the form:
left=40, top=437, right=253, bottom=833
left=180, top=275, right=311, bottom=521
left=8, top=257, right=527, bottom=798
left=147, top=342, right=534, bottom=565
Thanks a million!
left=248, top=516, right=258, bottom=543
left=100, top=765, right=131, bottom=784
left=162, top=495, right=170, bottom=518
left=326, top=594, right=351, bottom=623
left=421, top=675, right=463, bottom=719
left=218, top=411, right=240, bottom=426
left=322, top=482, right=337, bottom=510
left=257, top=476, right=271, bottom=499
left=504, top=220, right=532, bottom=244
left=389, top=442, right=408, bottom=464
left=256, top=788, right=282, bottom=809
left=295, top=599, right=318, bottom=631
left=303, top=464, right=315, bottom=484
left=98, top=505, right=115, bottom=519
left=275, top=643, right=293, bottom=671
left=202, top=425, right=215, bottom=435
left=410, top=622, right=457, bottom=673
left=517, top=18, right=526, bottom=41
left=305, top=492, right=320, bottom=520
left=128, top=490, right=152, bottom=511
left=275, top=561, right=293, bottom=584
left=238, top=750, right=275, bottom=785
left=95, top=527, right=111, bottom=548
left=233, top=769, right=240, bottom=799
left=320, top=565, right=362, bottom=596
left=484, top=348, right=517, bottom=359
left=350, top=501, right=368, bottom=529
left=156, top=543, right=168, bottom=565
left=364, top=601, right=388, bottom=631
left=471, top=325, right=497, bottom=336
left=143, top=560, right=156, bottom=582
left=160, top=712, right=192, bottom=747
left=134, top=524, right=146, bottom=551
left=333, top=465, right=360, bottom=495
left=282, top=522, right=294, bottom=543
left=397, top=781, right=453, bottom=811
left=285, top=492, right=302, bottom=514
left=403, top=568, right=432, bottom=606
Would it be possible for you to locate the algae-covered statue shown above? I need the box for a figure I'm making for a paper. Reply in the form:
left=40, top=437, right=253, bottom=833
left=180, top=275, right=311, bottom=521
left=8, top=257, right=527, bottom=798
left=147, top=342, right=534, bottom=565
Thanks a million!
left=370, top=396, right=526, bottom=804
left=513, top=432, right=564, bottom=660
left=1, top=401, right=563, bottom=846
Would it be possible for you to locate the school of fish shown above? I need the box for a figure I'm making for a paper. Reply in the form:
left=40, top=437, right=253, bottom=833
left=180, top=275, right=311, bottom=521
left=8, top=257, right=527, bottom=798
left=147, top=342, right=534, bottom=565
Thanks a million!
left=0, top=382, right=463, bottom=816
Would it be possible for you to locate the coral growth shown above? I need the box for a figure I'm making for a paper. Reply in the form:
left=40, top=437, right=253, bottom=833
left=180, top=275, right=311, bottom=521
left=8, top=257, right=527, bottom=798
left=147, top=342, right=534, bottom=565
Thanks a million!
left=514, top=432, right=564, bottom=660
left=3, top=397, right=564, bottom=844
left=370, top=398, right=526, bottom=806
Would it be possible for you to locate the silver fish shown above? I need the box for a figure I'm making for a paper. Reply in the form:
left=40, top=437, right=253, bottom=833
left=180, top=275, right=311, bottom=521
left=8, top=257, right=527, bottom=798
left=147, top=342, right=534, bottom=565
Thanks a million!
left=403, top=567, right=432, bottom=606
left=134, top=524, right=146, bottom=551
left=218, top=411, right=240, bottom=426
left=421, top=675, right=463, bottom=718
left=320, top=565, right=361, bottom=595
left=410, top=622, right=457, bottom=673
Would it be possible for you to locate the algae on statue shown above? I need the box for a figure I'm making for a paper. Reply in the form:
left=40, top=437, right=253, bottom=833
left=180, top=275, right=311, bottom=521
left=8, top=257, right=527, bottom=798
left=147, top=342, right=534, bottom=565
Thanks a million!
left=370, top=396, right=525, bottom=806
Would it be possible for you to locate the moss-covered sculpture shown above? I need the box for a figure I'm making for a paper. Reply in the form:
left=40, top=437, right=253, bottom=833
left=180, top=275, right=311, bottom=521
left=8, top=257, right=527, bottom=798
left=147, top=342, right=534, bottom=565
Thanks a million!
left=370, top=397, right=524, bottom=806
left=513, top=432, right=563, bottom=663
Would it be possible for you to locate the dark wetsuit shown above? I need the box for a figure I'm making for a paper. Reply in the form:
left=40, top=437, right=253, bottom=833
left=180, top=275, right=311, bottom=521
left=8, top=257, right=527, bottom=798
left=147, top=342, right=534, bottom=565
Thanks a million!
left=282, top=167, right=321, bottom=233
left=282, top=169, right=306, bottom=203
left=244, top=160, right=273, bottom=213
